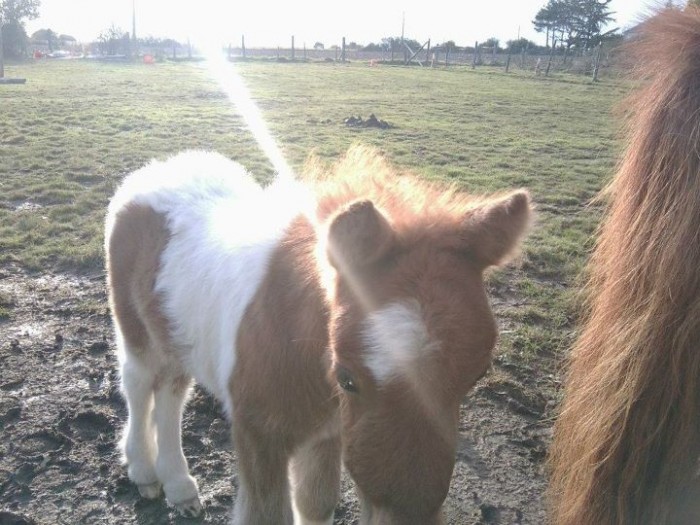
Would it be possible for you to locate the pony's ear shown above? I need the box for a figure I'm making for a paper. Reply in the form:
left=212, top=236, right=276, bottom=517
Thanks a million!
left=327, top=200, right=395, bottom=271
left=463, top=190, right=532, bottom=267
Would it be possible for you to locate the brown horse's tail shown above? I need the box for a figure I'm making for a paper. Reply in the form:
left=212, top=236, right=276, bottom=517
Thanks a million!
left=549, top=8, right=700, bottom=525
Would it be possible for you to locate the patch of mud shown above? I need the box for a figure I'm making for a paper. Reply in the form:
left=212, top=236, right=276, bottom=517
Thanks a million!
left=0, top=268, right=550, bottom=524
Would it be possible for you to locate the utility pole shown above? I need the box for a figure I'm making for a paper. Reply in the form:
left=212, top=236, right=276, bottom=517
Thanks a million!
left=132, top=0, right=137, bottom=41
left=0, top=20, right=4, bottom=79
left=130, top=0, right=138, bottom=57
left=0, top=5, right=5, bottom=79
left=401, top=11, right=406, bottom=63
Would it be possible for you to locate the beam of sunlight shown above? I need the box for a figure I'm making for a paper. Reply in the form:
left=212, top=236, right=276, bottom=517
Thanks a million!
left=200, top=41, right=376, bottom=317
left=200, top=45, right=294, bottom=180
left=324, top=238, right=377, bottom=314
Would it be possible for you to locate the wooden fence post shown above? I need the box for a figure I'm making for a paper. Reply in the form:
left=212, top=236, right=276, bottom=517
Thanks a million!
left=472, top=41, right=478, bottom=69
left=426, top=39, right=431, bottom=65
left=545, top=41, right=556, bottom=76
left=341, top=37, right=346, bottom=62
left=404, top=40, right=429, bottom=66
left=446, top=47, right=450, bottom=67
left=291, top=35, right=295, bottom=60
left=592, top=42, right=602, bottom=81
left=303, top=42, right=306, bottom=60
left=521, top=42, right=529, bottom=69
left=172, top=42, right=177, bottom=59
left=492, top=43, right=496, bottom=65
left=242, top=35, right=246, bottom=59
left=505, top=52, right=511, bottom=73
left=0, top=27, right=5, bottom=79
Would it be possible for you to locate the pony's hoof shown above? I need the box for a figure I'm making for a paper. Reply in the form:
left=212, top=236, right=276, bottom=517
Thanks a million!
left=137, top=481, right=162, bottom=499
left=174, top=497, right=203, bottom=518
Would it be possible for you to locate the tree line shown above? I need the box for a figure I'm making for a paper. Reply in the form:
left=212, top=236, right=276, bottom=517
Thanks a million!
left=1, top=0, right=40, bottom=58
left=533, top=0, right=617, bottom=50
left=0, top=0, right=190, bottom=59
left=360, top=37, right=545, bottom=55
left=1, top=0, right=618, bottom=60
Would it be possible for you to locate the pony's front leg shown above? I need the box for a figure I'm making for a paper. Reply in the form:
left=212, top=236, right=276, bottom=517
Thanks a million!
left=289, top=431, right=341, bottom=525
left=153, top=373, right=202, bottom=517
left=232, top=426, right=293, bottom=525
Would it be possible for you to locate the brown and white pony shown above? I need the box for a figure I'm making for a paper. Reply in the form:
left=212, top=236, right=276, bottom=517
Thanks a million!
left=549, top=8, right=700, bottom=525
left=106, top=146, right=531, bottom=524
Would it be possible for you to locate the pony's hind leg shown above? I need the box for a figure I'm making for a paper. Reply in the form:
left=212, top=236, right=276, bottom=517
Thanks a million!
left=153, top=372, right=202, bottom=517
left=119, top=342, right=161, bottom=499
left=289, top=430, right=341, bottom=525
left=118, top=334, right=200, bottom=516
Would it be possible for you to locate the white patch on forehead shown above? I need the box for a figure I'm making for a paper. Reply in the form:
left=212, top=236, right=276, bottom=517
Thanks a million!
left=362, top=300, right=436, bottom=383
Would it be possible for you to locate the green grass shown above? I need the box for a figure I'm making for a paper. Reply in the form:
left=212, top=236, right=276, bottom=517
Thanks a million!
left=0, top=59, right=628, bottom=373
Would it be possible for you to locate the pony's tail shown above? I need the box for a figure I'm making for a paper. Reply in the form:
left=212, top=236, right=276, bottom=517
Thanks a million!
left=549, top=8, right=700, bottom=525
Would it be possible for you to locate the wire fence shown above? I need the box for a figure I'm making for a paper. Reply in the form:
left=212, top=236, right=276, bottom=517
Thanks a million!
left=25, top=34, right=622, bottom=82
left=223, top=38, right=621, bottom=81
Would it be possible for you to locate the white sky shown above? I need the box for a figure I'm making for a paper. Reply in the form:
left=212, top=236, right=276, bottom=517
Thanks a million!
left=25, top=0, right=672, bottom=47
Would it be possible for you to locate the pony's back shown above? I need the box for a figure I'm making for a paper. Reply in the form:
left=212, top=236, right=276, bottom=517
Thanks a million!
left=549, top=8, right=700, bottom=525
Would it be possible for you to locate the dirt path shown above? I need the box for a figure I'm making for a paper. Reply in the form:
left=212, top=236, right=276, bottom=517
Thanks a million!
left=0, top=268, right=550, bottom=524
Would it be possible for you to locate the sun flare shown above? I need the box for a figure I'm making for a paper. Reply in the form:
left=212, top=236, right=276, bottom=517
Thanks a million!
left=200, top=47, right=294, bottom=180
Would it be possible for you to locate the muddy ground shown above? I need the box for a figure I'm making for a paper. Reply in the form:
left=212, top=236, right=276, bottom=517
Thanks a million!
left=0, top=266, right=552, bottom=525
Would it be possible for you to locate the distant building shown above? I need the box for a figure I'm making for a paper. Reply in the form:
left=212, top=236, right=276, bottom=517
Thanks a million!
left=30, top=29, right=78, bottom=53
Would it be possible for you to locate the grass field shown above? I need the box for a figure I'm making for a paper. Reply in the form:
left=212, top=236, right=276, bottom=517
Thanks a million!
left=0, top=59, right=627, bottom=371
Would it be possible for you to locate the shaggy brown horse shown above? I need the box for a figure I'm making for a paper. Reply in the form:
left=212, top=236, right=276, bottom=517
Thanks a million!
left=549, top=8, right=700, bottom=525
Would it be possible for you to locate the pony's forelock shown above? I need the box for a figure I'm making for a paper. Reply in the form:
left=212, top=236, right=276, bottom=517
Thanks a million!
left=305, top=144, right=492, bottom=224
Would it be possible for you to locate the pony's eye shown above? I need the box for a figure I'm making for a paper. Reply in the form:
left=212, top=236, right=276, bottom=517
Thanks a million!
left=336, top=366, right=359, bottom=393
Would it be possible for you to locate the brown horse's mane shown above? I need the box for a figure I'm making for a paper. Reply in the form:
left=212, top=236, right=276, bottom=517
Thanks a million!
left=549, top=7, right=700, bottom=525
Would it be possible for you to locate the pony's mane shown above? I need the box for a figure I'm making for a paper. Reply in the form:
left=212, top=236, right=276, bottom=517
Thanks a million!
left=549, top=8, right=700, bottom=525
left=305, top=145, right=495, bottom=233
